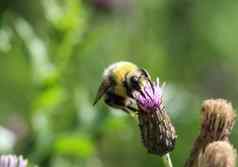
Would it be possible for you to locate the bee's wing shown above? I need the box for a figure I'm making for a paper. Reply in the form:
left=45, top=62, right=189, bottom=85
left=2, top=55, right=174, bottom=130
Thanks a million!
left=93, top=79, right=111, bottom=105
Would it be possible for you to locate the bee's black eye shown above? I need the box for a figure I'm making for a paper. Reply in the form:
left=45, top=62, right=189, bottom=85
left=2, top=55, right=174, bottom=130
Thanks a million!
left=130, top=76, right=138, bottom=83
left=130, top=76, right=140, bottom=89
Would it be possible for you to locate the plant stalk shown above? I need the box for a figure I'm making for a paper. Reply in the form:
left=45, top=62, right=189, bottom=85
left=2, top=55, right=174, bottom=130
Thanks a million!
left=162, top=153, right=173, bottom=167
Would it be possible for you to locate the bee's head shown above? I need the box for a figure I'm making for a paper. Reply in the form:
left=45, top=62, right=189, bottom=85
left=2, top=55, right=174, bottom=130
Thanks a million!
left=125, top=68, right=152, bottom=95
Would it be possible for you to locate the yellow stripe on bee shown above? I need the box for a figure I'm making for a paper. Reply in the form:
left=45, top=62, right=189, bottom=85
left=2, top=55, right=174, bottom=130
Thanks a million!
left=112, top=62, right=138, bottom=97
left=112, top=63, right=138, bottom=83
left=114, top=85, right=127, bottom=97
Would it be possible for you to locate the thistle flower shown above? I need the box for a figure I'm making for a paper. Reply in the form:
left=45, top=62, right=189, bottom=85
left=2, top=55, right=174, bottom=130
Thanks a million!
left=198, top=141, right=237, bottom=167
left=132, top=78, right=176, bottom=156
left=185, top=99, right=237, bottom=167
left=0, top=155, right=28, bottom=167
left=133, top=78, right=163, bottom=112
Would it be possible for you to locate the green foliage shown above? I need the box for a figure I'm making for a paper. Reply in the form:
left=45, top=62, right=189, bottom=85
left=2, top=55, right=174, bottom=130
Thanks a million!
left=54, top=134, right=95, bottom=158
left=0, top=0, right=238, bottom=166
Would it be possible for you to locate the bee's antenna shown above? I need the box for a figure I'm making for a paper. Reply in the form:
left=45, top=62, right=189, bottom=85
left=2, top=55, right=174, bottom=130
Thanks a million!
left=148, top=79, right=154, bottom=93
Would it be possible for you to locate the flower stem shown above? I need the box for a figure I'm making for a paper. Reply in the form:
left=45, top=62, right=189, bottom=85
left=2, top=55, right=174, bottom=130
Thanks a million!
left=128, top=111, right=138, bottom=121
left=162, top=153, right=173, bottom=167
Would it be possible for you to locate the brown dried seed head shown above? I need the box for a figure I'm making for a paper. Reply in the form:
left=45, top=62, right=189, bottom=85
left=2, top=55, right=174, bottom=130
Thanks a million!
left=201, top=99, right=236, bottom=141
left=198, top=141, right=237, bottom=167
left=184, top=99, right=237, bottom=167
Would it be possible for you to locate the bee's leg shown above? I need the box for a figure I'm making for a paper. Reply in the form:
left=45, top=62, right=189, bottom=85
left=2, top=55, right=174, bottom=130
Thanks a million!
left=104, top=96, right=130, bottom=113
left=104, top=93, right=138, bottom=113
left=127, top=106, right=138, bottom=112
left=125, top=98, right=139, bottom=112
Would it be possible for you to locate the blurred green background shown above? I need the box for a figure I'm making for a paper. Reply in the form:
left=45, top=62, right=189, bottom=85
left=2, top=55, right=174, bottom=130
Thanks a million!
left=0, top=0, right=238, bottom=166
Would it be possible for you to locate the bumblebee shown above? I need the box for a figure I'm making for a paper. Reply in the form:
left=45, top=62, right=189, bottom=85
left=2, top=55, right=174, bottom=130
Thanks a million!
left=93, top=61, right=151, bottom=113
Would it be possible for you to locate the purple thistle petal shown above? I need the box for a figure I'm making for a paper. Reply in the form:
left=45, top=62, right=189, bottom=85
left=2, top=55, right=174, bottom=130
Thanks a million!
left=133, top=78, right=163, bottom=111
left=9, top=156, right=17, bottom=167
left=0, top=155, right=27, bottom=167
left=3, top=155, right=9, bottom=167
left=18, top=156, right=27, bottom=167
